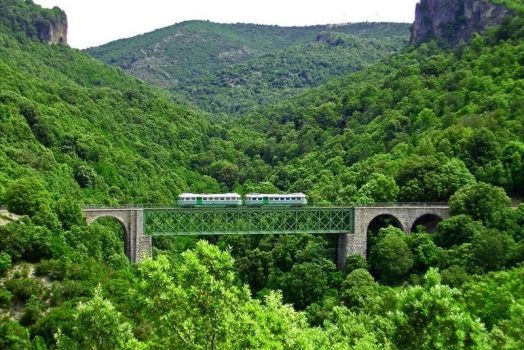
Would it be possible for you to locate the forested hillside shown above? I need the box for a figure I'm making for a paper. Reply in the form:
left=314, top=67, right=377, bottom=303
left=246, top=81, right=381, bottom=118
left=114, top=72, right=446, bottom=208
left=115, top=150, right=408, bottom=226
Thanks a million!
left=215, top=10, right=524, bottom=204
left=0, top=5, right=229, bottom=206
left=86, top=20, right=409, bottom=114
left=1, top=0, right=524, bottom=348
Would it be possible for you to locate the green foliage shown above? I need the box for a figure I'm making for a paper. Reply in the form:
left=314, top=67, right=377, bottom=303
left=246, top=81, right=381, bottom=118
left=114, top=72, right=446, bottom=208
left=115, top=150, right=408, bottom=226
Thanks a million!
left=370, top=227, right=414, bottom=283
left=340, top=268, right=378, bottom=309
left=5, top=176, right=50, bottom=216
left=404, top=233, right=441, bottom=274
left=440, top=265, right=472, bottom=288
left=435, top=214, right=484, bottom=248
left=273, top=258, right=337, bottom=309
left=4, top=276, right=43, bottom=303
left=449, top=182, right=512, bottom=226
left=136, top=243, right=248, bottom=348
left=0, top=319, right=31, bottom=350
left=388, top=269, right=489, bottom=350
left=0, top=0, right=67, bottom=43
left=489, top=300, right=524, bottom=350
left=56, top=286, right=142, bottom=349
left=0, top=1, right=523, bottom=348
left=0, top=287, right=12, bottom=307
left=354, top=173, right=399, bottom=203
left=0, top=251, right=11, bottom=275
left=53, top=198, right=84, bottom=230
left=0, top=221, right=67, bottom=262
left=88, top=21, right=410, bottom=115
left=0, top=10, right=220, bottom=206
left=470, top=228, right=515, bottom=273
left=19, top=294, right=45, bottom=326
left=344, top=254, right=368, bottom=274
left=462, top=268, right=524, bottom=329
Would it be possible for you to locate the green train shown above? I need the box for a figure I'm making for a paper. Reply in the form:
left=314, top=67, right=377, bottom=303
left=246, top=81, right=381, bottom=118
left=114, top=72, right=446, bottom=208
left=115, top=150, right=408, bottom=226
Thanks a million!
left=177, top=193, right=307, bottom=207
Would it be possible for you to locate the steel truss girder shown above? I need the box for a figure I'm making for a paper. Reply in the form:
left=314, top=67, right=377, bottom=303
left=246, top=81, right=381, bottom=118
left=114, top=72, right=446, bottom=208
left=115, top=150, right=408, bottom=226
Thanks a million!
left=144, top=207, right=354, bottom=236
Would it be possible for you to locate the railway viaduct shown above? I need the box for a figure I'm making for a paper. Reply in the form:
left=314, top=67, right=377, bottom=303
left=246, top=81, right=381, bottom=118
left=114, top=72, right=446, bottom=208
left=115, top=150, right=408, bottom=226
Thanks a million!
left=82, top=204, right=449, bottom=269
left=83, top=208, right=152, bottom=263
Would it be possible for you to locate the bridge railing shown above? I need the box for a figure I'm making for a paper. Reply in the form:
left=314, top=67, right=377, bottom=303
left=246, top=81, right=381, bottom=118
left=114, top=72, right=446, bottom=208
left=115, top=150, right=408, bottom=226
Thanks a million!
left=356, top=202, right=449, bottom=207
left=144, top=207, right=355, bottom=236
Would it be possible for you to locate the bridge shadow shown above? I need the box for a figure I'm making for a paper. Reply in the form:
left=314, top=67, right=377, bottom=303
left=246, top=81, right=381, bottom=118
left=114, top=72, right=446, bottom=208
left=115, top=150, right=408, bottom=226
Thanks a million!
left=89, top=217, right=129, bottom=258
left=410, top=214, right=442, bottom=233
left=366, top=214, right=403, bottom=257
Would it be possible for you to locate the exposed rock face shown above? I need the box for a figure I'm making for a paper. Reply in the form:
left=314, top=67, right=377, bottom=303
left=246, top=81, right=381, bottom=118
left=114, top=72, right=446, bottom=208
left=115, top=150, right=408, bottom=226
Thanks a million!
left=410, top=0, right=512, bottom=45
left=36, top=10, right=68, bottom=44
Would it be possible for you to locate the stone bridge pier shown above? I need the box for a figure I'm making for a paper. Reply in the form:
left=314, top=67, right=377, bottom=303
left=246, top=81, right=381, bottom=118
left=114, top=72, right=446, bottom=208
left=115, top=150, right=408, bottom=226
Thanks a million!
left=82, top=208, right=152, bottom=263
left=337, top=205, right=449, bottom=269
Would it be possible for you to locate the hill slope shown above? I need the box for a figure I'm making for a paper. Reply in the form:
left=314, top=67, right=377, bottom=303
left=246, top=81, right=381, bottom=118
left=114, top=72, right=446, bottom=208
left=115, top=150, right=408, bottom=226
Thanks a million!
left=0, top=2, right=225, bottom=205
left=86, top=21, right=410, bottom=115
left=207, top=4, right=524, bottom=204
left=0, top=1, right=524, bottom=349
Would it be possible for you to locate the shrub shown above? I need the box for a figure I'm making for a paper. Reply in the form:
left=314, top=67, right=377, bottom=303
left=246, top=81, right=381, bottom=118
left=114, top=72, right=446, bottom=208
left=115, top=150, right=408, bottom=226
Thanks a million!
left=0, top=252, right=12, bottom=276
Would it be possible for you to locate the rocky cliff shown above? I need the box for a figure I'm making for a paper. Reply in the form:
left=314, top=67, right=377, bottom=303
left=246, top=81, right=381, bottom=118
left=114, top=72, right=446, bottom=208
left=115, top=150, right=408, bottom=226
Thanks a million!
left=35, top=9, right=67, bottom=44
left=0, top=0, right=67, bottom=45
left=410, top=0, right=512, bottom=45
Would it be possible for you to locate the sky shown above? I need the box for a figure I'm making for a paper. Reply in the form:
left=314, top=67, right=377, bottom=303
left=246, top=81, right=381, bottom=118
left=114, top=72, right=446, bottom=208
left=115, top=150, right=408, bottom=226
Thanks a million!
left=34, top=0, right=420, bottom=49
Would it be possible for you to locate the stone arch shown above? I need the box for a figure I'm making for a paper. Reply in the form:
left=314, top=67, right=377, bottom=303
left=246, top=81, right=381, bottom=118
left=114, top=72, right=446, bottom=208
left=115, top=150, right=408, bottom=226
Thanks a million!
left=87, top=215, right=131, bottom=258
left=365, top=213, right=405, bottom=257
left=410, top=213, right=444, bottom=234
left=85, top=213, right=127, bottom=230
left=366, top=213, right=405, bottom=232
left=82, top=208, right=151, bottom=263
left=338, top=205, right=450, bottom=269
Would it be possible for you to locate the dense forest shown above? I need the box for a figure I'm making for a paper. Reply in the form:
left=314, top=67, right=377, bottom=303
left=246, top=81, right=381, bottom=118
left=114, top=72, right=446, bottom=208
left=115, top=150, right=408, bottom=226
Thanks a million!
left=86, top=20, right=409, bottom=115
left=1, top=0, right=524, bottom=348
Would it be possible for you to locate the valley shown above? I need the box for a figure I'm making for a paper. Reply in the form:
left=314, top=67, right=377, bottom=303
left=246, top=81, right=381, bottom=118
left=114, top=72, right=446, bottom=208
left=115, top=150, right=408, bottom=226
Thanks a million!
left=0, top=0, right=523, bottom=348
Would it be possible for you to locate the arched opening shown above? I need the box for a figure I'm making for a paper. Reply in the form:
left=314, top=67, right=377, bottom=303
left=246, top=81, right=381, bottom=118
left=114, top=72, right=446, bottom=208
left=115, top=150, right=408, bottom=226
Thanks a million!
left=366, top=214, right=403, bottom=257
left=88, top=216, right=130, bottom=260
left=410, top=214, right=443, bottom=234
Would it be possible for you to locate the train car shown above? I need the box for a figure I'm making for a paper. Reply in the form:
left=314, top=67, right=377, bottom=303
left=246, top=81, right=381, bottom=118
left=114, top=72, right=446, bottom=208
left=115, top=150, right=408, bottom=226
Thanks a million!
left=244, top=193, right=307, bottom=207
left=177, top=193, right=242, bottom=207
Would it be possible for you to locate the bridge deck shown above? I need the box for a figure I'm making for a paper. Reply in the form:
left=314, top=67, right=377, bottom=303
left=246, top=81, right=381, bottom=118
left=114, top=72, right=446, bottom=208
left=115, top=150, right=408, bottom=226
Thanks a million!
left=144, top=207, right=355, bottom=235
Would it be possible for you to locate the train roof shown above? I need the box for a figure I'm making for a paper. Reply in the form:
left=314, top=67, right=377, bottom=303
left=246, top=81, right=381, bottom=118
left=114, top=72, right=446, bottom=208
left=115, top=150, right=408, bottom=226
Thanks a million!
left=178, top=193, right=241, bottom=198
left=245, top=193, right=306, bottom=198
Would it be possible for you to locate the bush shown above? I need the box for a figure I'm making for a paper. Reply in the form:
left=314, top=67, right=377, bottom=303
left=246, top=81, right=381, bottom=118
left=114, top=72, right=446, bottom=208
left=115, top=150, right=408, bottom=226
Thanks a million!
left=449, top=182, right=511, bottom=226
left=471, top=229, right=515, bottom=273
left=0, top=288, right=12, bottom=307
left=19, top=295, right=45, bottom=327
left=435, top=215, right=484, bottom=248
left=4, top=177, right=50, bottom=216
left=340, top=268, right=378, bottom=309
left=0, top=252, right=12, bottom=275
left=4, top=278, right=43, bottom=303
left=370, top=227, right=413, bottom=283
left=344, top=254, right=368, bottom=275
left=440, top=265, right=472, bottom=287
left=0, top=319, right=31, bottom=350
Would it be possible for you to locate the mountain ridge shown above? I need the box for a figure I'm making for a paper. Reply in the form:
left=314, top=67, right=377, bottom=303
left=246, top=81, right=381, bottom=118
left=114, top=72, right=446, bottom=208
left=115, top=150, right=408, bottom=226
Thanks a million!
left=86, top=20, right=410, bottom=115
